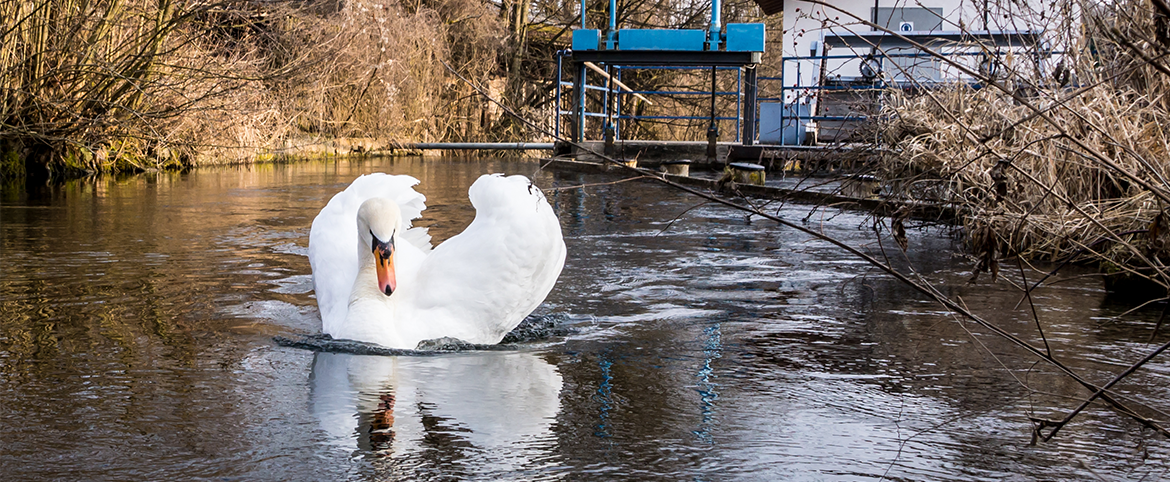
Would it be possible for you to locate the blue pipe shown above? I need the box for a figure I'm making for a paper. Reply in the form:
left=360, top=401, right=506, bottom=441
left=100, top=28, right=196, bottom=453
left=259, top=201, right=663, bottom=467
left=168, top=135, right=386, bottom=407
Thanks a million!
left=622, top=90, right=739, bottom=95
left=619, top=65, right=740, bottom=71
left=710, top=0, right=721, bottom=44
left=606, top=0, right=617, bottom=49
left=576, top=62, right=587, bottom=142
left=555, top=51, right=564, bottom=139
left=615, top=67, right=623, bottom=140
left=735, top=68, right=741, bottom=142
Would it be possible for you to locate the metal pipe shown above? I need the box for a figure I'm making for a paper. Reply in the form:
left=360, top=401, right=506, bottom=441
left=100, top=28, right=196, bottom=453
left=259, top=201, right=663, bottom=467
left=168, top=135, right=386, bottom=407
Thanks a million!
left=403, top=143, right=555, bottom=150
left=710, top=66, right=717, bottom=125
left=779, top=53, right=785, bottom=144
left=604, top=63, right=614, bottom=156
left=744, top=66, right=757, bottom=145
left=618, top=90, right=737, bottom=96
left=609, top=0, right=616, bottom=31
left=616, top=65, right=741, bottom=71
left=603, top=64, right=611, bottom=122
left=607, top=0, right=617, bottom=48
left=735, top=68, right=741, bottom=142
left=871, top=0, right=880, bottom=58
left=581, top=0, right=587, bottom=29
left=576, top=62, right=587, bottom=142
left=707, top=65, right=718, bottom=160
left=710, top=0, right=722, bottom=43
left=616, top=115, right=738, bottom=120
left=583, top=62, right=653, bottom=104
left=555, top=51, right=564, bottom=139
left=615, top=67, right=623, bottom=140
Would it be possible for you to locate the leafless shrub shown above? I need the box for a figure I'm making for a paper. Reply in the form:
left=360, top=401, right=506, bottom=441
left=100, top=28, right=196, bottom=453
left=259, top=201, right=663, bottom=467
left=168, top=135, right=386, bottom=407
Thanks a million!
left=875, top=0, right=1170, bottom=292
left=0, top=0, right=513, bottom=177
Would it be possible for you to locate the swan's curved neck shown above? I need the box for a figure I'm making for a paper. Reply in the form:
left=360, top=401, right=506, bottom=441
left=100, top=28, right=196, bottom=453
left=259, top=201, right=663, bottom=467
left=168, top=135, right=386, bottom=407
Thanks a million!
left=351, top=248, right=391, bottom=302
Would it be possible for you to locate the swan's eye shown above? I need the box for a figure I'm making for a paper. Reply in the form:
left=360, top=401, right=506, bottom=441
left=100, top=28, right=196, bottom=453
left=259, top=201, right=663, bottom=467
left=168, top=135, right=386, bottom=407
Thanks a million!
left=370, top=230, right=395, bottom=257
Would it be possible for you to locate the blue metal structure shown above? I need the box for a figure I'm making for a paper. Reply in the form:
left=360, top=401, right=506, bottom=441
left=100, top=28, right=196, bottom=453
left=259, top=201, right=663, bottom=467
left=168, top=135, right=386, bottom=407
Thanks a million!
left=555, top=61, right=744, bottom=142
left=563, top=0, right=766, bottom=147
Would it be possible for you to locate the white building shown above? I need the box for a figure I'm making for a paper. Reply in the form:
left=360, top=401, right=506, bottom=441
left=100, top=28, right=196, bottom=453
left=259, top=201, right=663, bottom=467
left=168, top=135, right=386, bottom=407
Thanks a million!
left=777, top=0, right=1071, bottom=100
left=757, top=0, right=1072, bottom=143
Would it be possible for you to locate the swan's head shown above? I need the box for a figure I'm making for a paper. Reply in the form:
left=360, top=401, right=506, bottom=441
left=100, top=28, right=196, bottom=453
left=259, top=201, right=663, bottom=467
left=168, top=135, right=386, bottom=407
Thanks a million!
left=357, top=198, right=402, bottom=296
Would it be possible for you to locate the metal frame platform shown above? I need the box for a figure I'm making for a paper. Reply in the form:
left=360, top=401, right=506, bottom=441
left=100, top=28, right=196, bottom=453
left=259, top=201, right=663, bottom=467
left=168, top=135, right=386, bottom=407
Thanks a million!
left=562, top=0, right=766, bottom=147
left=570, top=50, right=762, bottom=66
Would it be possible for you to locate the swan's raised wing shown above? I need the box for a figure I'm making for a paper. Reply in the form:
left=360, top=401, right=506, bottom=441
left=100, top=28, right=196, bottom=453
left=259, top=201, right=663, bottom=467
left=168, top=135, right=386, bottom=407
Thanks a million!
left=398, top=174, right=566, bottom=345
left=309, top=173, right=430, bottom=334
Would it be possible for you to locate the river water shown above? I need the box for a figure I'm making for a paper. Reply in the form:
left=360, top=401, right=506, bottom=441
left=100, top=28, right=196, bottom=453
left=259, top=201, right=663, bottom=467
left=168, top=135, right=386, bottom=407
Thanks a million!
left=1, top=157, right=1167, bottom=481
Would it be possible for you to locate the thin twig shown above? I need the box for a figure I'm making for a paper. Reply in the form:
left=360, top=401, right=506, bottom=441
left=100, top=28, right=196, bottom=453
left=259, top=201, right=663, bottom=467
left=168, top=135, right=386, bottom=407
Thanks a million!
left=1016, top=256, right=1052, bottom=357
left=1040, top=337, right=1170, bottom=441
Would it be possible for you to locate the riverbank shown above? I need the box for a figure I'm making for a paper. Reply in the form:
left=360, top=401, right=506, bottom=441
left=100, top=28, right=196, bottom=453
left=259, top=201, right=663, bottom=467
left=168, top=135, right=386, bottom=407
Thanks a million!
left=0, top=0, right=517, bottom=180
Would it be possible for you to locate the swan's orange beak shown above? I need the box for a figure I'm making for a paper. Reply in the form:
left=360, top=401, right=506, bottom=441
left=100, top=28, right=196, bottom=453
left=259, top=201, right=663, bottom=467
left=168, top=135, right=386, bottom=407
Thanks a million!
left=372, top=233, right=396, bottom=296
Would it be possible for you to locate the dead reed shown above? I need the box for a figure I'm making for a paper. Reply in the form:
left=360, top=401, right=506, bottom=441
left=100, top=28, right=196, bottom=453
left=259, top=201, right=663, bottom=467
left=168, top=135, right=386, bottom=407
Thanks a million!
left=0, top=0, right=200, bottom=176
left=875, top=0, right=1170, bottom=293
left=0, top=0, right=510, bottom=178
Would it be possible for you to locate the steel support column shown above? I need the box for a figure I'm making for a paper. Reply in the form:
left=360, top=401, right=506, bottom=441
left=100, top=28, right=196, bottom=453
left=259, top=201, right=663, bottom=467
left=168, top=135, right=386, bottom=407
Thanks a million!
left=743, top=66, right=758, bottom=145
left=575, top=62, right=588, bottom=142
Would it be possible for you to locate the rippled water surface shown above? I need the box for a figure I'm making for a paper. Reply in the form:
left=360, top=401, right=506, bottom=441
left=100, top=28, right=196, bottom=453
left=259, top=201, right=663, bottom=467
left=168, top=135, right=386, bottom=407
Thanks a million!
left=2, top=157, right=1168, bottom=480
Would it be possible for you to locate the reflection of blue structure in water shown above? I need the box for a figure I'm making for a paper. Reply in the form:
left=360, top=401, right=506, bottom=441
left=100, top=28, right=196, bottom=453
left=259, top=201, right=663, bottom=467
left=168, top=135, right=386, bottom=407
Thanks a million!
left=594, top=355, right=615, bottom=438
left=558, top=0, right=766, bottom=145
left=547, top=173, right=591, bottom=234
left=693, top=323, right=722, bottom=444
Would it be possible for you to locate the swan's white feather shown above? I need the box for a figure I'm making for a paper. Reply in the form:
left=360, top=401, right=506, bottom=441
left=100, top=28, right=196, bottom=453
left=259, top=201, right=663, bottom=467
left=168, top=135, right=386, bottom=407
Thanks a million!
left=309, top=172, right=565, bottom=349
left=308, top=173, right=429, bottom=336
left=396, top=174, right=566, bottom=344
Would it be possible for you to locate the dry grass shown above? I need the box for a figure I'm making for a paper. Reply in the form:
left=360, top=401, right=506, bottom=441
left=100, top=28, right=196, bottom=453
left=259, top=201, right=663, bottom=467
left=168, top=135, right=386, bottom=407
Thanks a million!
left=873, top=0, right=1170, bottom=290
left=0, top=0, right=509, bottom=177
left=1, top=0, right=201, bottom=174
left=0, top=0, right=781, bottom=175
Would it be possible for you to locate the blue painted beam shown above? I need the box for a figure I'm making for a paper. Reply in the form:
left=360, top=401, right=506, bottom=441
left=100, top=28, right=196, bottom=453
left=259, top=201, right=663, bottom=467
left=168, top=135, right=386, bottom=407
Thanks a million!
left=573, top=29, right=601, bottom=51
left=571, top=24, right=765, bottom=53
left=725, top=24, right=765, bottom=52
left=571, top=50, right=760, bottom=66
left=618, top=29, right=707, bottom=51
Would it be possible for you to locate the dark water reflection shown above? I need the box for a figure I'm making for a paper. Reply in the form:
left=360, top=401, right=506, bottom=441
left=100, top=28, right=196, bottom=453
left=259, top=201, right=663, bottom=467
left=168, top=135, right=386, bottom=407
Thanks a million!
left=1, top=157, right=1168, bottom=480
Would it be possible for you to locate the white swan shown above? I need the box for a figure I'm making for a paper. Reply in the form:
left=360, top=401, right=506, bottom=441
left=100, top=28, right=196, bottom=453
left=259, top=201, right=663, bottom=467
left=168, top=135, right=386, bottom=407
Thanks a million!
left=308, top=172, right=566, bottom=349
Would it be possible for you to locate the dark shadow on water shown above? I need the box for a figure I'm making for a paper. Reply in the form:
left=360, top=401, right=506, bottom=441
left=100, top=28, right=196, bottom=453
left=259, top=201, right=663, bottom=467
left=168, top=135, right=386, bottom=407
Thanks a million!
left=274, top=313, right=575, bottom=355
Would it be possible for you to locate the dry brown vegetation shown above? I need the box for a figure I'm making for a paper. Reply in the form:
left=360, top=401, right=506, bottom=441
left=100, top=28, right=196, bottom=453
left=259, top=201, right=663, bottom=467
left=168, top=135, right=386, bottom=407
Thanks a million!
left=0, top=0, right=781, bottom=179
left=872, top=0, right=1170, bottom=296
left=0, top=0, right=515, bottom=178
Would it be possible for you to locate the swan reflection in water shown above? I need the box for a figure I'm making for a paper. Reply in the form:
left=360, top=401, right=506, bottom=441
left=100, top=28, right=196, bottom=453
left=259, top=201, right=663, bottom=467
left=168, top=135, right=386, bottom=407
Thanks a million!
left=310, top=351, right=563, bottom=470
